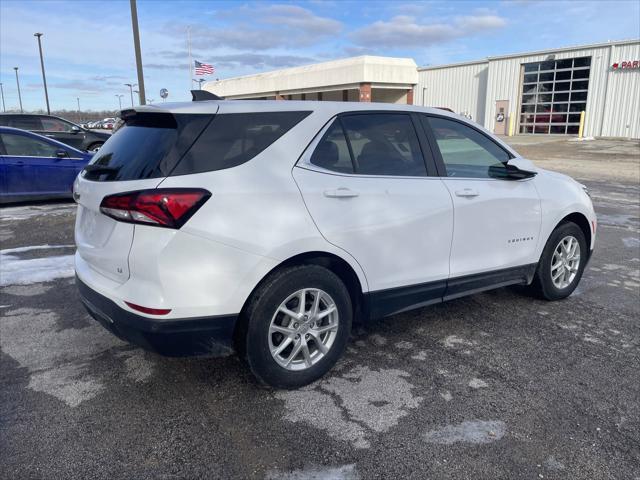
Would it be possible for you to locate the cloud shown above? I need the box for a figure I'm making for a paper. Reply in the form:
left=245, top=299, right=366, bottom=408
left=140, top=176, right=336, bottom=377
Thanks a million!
left=351, top=14, right=507, bottom=48
left=167, top=4, right=342, bottom=51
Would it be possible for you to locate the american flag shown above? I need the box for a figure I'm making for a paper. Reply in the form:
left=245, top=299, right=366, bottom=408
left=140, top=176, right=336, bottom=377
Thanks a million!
left=194, top=60, right=215, bottom=76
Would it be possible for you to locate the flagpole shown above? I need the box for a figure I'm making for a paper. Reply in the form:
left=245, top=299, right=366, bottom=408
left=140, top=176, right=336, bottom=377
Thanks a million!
left=187, top=26, right=193, bottom=91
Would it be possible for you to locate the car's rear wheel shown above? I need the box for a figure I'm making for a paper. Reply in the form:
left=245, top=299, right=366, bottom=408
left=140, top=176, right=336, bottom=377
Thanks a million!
left=243, top=265, right=352, bottom=389
left=87, top=142, right=104, bottom=152
left=529, top=221, right=587, bottom=300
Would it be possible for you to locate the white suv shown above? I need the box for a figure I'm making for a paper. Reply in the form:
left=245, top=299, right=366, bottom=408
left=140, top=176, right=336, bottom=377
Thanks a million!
left=74, top=99, right=596, bottom=388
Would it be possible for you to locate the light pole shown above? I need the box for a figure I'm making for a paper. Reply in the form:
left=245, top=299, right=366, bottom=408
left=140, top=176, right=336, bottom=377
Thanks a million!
left=14, top=67, right=23, bottom=113
left=34, top=33, right=51, bottom=115
left=124, top=83, right=136, bottom=107
left=0, top=83, right=5, bottom=112
left=193, top=78, right=205, bottom=90
left=115, top=94, right=123, bottom=110
left=129, top=0, right=146, bottom=105
left=77, top=97, right=81, bottom=121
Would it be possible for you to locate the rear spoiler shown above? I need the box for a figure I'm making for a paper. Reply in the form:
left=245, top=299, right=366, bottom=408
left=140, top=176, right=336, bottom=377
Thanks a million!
left=191, top=90, right=224, bottom=101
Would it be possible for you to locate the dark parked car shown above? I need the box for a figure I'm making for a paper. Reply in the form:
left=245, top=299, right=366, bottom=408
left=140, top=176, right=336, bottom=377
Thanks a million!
left=0, top=127, right=92, bottom=203
left=0, top=114, right=110, bottom=152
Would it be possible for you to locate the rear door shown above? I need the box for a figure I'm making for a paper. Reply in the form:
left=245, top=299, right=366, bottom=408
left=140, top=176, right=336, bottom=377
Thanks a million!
left=74, top=108, right=216, bottom=283
left=421, top=114, right=541, bottom=280
left=293, top=113, right=453, bottom=312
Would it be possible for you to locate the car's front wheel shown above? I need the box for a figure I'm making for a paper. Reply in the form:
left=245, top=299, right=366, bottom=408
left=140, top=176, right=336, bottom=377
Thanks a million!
left=243, top=265, right=352, bottom=389
left=530, top=221, right=587, bottom=300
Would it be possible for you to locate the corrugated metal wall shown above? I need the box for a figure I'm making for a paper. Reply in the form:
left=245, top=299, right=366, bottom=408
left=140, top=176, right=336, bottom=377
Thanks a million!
left=484, top=45, right=615, bottom=137
left=600, top=43, right=640, bottom=138
left=416, top=62, right=488, bottom=124
left=416, top=41, right=639, bottom=138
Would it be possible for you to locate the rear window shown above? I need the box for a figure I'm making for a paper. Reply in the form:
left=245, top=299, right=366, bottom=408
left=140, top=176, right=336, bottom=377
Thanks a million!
left=0, top=115, right=43, bottom=131
left=85, top=111, right=310, bottom=181
left=172, top=111, right=311, bottom=176
left=85, top=113, right=211, bottom=181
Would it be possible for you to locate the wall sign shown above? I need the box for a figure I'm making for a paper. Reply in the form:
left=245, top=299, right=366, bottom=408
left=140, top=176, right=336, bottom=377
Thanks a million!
left=611, top=60, right=639, bottom=70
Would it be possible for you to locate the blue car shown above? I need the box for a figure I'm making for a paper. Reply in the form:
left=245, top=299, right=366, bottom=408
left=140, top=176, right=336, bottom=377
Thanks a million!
left=0, top=126, right=93, bottom=204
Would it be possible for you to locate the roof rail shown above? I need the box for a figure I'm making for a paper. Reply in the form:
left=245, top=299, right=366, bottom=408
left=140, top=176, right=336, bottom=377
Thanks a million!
left=191, top=90, right=224, bottom=101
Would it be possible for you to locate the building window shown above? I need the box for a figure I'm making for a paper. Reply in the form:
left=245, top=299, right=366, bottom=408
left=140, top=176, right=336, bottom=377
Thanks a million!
left=519, top=56, right=591, bottom=135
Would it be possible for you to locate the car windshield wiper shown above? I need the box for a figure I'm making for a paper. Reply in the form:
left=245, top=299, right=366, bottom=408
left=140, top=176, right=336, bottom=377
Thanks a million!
left=82, top=164, right=121, bottom=174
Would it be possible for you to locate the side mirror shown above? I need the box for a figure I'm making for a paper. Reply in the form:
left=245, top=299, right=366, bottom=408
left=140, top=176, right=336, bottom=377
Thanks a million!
left=71, top=125, right=81, bottom=133
left=55, top=149, right=69, bottom=159
left=489, top=163, right=537, bottom=180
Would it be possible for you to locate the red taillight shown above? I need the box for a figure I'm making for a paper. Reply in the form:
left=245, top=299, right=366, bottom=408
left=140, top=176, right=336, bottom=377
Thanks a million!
left=100, top=188, right=210, bottom=229
left=125, top=301, right=171, bottom=315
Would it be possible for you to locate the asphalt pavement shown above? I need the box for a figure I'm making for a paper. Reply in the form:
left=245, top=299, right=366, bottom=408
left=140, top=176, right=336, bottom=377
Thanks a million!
left=1, top=137, right=638, bottom=480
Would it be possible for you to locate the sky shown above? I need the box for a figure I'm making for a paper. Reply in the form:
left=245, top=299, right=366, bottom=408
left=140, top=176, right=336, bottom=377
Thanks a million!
left=1, top=0, right=639, bottom=112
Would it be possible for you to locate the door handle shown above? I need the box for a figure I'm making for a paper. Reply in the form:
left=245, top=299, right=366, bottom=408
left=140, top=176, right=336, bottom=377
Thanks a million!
left=455, top=188, right=479, bottom=198
left=323, top=187, right=359, bottom=198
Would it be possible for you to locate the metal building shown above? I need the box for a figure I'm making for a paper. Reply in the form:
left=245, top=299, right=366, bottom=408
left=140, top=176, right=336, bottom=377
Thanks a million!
left=417, top=39, right=640, bottom=138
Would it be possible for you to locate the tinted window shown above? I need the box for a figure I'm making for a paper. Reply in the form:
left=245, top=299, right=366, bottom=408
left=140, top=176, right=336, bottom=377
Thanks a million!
left=1, top=133, right=59, bottom=157
left=173, top=111, right=311, bottom=175
left=310, top=120, right=354, bottom=173
left=85, top=112, right=211, bottom=181
left=340, top=114, right=427, bottom=176
left=3, top=116, right=43, bottom=131
left=425, top=116, right=510, bottom=179
left=41, top=117, right=74, bottom=132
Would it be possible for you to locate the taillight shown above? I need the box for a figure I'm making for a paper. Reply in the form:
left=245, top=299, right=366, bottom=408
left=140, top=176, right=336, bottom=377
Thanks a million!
left=100, top=188, right=210, bottom=229
left=125, top=301, right=171, bottom=315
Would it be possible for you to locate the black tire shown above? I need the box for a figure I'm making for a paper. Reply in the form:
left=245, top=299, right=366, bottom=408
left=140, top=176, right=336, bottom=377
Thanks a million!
left=529, top=221, right=587, bottom=301
left=243, top=265, right=352, bottom=389
left=87, top=142, right=104, bottom=152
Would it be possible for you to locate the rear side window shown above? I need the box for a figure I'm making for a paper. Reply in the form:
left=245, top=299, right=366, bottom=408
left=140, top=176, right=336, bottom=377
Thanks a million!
left=172, top=111, right=311, bottom=175
left=85, top=113, right=211, bottom=181
left=311, top=114, right=427, bottom=177
left=309, top=121, right=354, bottom=174
left=0, top=133, right=58, bottom=157
left=2, top=116, right=43, bottom=131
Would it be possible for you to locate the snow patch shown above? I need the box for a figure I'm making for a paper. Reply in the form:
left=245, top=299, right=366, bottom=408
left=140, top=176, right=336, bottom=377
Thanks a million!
left=424, top=420, right=506, bottom=444
left=0, top=245, right=75, bottom=286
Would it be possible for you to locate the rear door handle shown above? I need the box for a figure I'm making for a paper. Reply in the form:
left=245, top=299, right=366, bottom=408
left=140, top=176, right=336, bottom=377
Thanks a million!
left=324, top=187, right=359, bottom=198
left=455, top=188, right=479, bottom=198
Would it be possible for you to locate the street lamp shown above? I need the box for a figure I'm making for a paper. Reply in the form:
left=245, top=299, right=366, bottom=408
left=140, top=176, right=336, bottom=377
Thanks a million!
left=34, top=33, right=51, bottom=115
left=13, top=67, right=23, bottom=113
left=193, top=78, right=205, bottom=90
left=0, top=83, right=5, bottom=112
left=115, top=94, right=124, bottom=110
left=124, top=83, right=137, bottom=107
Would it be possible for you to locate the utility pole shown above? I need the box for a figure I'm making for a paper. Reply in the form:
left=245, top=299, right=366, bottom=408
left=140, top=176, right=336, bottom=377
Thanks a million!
left=187, top=26, right=193, bottom=91
left=14, top=67, right=23, bottom=113
left=34, top=33, right=51, bottom=115
left=115, top=94, right=123, bottom=110
left=124, top=83, right=136, bottom=107
left=0, top=83, right=5, bottom=112
left=129, top=0, right=146, bottom=105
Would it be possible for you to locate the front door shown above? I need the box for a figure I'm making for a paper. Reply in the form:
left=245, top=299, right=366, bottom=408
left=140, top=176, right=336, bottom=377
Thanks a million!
left=493, top=100, right=509, bottom=135
left=293, top=113, right=454, bottom=307
left=422, top=115, right=541, bottom=280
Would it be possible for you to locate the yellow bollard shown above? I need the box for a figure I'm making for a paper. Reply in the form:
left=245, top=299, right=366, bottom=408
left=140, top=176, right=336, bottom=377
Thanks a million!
left=578, top=111, right=585, bottom=138
left=508, top=114, right=514, bottom=137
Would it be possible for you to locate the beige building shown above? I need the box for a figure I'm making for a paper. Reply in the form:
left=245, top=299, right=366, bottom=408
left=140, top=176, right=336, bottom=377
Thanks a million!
left=204, top=55, right=418, bottom=104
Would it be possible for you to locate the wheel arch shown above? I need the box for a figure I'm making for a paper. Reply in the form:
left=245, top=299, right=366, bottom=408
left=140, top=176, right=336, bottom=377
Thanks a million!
left=557, top=212, right=592, bottom=253
left=233, top=251, right=368, bottom=353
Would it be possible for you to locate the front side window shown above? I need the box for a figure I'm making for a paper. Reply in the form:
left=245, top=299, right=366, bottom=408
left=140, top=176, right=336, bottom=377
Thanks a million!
left=425, top=116, right=510, bottom=179
left=0, top=133, right=60, bottom=157
left=310, top=114, right=427, bottom=177
left=41, top=117, right=75, bottom=132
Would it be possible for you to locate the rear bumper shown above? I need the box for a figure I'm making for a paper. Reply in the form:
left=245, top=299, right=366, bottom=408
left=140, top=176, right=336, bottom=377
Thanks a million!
left=77, top=275, right=237, bottom=357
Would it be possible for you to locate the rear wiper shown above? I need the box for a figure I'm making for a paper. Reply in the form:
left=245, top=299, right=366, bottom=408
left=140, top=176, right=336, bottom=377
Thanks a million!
left=82, top=164, right=121, bottom=174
